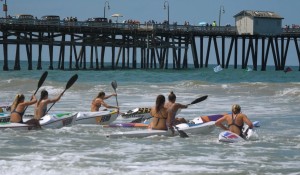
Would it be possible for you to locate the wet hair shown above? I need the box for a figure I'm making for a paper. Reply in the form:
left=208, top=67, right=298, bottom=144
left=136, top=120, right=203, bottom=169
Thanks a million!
left=10, top=94, right=25, bottom=112
left=232, top=104, right=241, bottom=114
left=38, top=90, right=48, bottom=106
left=155, top=95, right=165, bottom=112
left=97, top=91, right=105, bottom=98
left=168, top=91, right=176, bottom=102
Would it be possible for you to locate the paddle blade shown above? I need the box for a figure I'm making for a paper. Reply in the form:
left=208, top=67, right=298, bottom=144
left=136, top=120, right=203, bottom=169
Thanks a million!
left=111, top=80, right=117, bottom=91
left=189, top=95, right=208, bottom=105
left=37, top=71, right=48, bottom=89
left=66, top=74, right=78, bottom=90
left=175, top=127, right=189, bottom=138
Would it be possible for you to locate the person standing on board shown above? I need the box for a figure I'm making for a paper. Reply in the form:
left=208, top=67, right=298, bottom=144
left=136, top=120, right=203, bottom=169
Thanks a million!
left=10, top=94, right=37, bottom=123
left=91, top=91, right=118, bottom=112
left=215, top=104, right=253, bottom=138
left=149, top=95, right=170, bottom=130
left=34, top=90, right=63, bottom=120
left=165, top=91, right=188, bottom=125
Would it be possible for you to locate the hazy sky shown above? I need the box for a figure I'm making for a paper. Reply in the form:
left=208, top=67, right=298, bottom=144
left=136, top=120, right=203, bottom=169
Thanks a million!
left=1, top=0, right=300, bottom=66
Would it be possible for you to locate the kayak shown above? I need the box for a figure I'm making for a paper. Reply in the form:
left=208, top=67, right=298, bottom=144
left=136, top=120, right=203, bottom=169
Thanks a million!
left=0, top=112, right=78, bottom=130
left=119, top=107, right=151, bottom=119
left=103, top=122, right=149, bottom=128
left=218, top=122, right=260, bottom=143
left=104, top=112, right=227, bottom=128
left=75, top=110, right=118, bottom=125
left=106, top=121, right=216, bottom=138
left=0, top=112, right=10, bottom=123
left=120, top=107, right=181, bottom=120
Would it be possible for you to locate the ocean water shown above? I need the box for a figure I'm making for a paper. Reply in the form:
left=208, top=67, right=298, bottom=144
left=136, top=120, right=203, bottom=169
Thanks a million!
left=0, top=62, right=299, bottom=175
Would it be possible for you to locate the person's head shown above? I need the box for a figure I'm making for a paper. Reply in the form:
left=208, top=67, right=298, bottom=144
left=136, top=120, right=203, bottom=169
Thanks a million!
left=232, top=104, right=241, bottom=114
left=40, top=90, right=48, bottom=100
left=16, top=94, right=25, bottom=102
left=168, top=91, right=176, bottom=103
left=155, top=95, right=165, bottom=112
left=10, top=94, right=25, bottom=112
left=97, top=91, right=105, bottom=98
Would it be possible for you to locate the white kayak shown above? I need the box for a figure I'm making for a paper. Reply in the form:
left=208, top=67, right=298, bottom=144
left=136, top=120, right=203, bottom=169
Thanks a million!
left=218, top=121, right=260, bottom=143
left=0, top=112, right=78, bottom=130
left=75, top=110, right=118, bottom=125
left=106, top=121, right=216, bottom=138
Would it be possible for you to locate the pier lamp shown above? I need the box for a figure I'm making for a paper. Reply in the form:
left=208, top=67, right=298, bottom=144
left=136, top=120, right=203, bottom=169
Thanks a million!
left=218, top=5, right=225, bottom=26
left=163, top=0, right=169, bottom=24
left=2, top=0, right=8, bottom=18
left=104, top=1, right=110, bottom=18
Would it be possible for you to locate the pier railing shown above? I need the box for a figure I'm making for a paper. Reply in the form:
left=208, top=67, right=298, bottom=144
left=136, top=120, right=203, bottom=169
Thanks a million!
left=0, top=18, right=237, bottom=35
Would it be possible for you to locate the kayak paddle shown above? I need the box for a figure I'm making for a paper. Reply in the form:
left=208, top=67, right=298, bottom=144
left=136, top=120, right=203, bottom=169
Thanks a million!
left=187, top=95, right=208, bottom=105
left=24, top=71, right=48, bottom=112
left=46, top=74, right=78, bottom=113
left=111, top=80, right=119, bottom=107
left=174, top=126, right=189, bottom=138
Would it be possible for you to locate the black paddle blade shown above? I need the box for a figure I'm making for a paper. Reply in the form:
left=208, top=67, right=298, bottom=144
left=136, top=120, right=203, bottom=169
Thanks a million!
left=66, top=74, right=78, bottom=90
left=111, top=80, right=117, bottom=91
left=190, top=95, right=208, bottom=105
left=175, top=127, right=189, bottom=138
left=37, top=71, right=48, bottom=89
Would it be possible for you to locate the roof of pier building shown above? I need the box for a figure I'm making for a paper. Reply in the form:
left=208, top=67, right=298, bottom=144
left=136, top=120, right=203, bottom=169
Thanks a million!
left=234, top=10, right=284, bottom=19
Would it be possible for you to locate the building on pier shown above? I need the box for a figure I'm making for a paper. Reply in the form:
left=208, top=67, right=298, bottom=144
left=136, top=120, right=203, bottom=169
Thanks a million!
left=234, top=10, right=283, bottom=35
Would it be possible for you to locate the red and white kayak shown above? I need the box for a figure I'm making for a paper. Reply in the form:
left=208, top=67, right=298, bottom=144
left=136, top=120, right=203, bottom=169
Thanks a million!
left=218, top=122, right=260, bottom=143
left=0, top=112, right=77, bottom=130
left=75, top=110, right=118, bottom=125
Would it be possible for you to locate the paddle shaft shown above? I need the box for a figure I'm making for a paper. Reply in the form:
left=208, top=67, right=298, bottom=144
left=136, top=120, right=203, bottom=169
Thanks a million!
left=46, top=74, right=78, bottom=113
left=111, top=80, right=119, bottom=107
left=24, top=71, right=48, bottom=112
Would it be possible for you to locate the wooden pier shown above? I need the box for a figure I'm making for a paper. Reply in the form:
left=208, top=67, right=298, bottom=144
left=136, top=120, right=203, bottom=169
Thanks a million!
left=0, top=19, right=299, bottom=71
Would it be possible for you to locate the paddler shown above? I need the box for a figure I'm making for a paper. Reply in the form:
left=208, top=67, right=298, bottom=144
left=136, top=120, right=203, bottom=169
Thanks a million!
left=149, top=94, right=170, bottom=130
left=91, top=91, right=119, bottom=112
left=34, top=89, right=63, bottom=120
left=215, top=104, right=253, bottom=138
left=10, top=94, right=37, bottom=123
left=165, top=91, right=188, bottom=125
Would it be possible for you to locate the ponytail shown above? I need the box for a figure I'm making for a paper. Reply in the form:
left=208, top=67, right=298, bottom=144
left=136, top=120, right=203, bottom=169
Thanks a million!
left=10, top=94, right=25, bottom=112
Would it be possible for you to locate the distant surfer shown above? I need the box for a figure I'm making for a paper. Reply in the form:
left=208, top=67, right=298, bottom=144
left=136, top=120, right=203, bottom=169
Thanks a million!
left=284, top=67, right=292, bottom=73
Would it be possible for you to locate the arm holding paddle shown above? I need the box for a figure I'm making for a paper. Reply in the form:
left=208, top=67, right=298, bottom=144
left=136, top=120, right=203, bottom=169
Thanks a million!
left=45, top=74, right=78, bottom=114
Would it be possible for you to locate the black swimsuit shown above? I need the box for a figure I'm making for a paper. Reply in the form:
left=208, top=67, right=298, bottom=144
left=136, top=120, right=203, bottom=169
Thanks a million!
left=228, top=114, right=244, bottom=137
left=11, top=109, right=25, bottom=123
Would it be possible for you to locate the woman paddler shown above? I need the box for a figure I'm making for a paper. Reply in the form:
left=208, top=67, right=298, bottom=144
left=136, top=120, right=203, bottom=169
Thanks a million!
left=10, top=94, right=37, bottom=123
left=149, top=95, right=172, bottom=131
left=90, top=91, right=118, bottom=112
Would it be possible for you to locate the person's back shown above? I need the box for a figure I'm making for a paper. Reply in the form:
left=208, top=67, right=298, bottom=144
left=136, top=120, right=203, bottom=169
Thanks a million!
left=34, top=99, right=48, bottom=120
left=225, top=113, right=247, bottom=136
left=150, top=106, right=168, bottom=130
left=34, top=90, right=62, bottom=120
left=149, top=95, right=169, bottom=130
left=10, top=94, right=36, bottom=123
left=215, top=104, right=253, bottom=137
left=165, top=92, right=188, bottom=125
